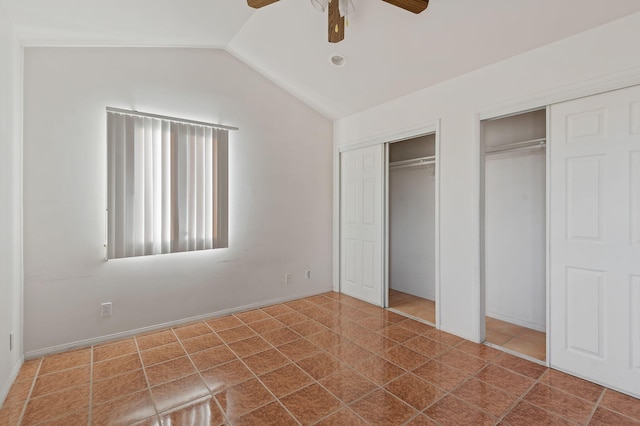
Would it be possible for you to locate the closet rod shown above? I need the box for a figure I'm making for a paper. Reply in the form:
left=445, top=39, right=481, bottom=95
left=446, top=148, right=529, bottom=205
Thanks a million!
left=389, top=161, right=436, bottom=170
left=485, top=138, right=546, bottom=155
left=389, top=155, right=436, bottom=170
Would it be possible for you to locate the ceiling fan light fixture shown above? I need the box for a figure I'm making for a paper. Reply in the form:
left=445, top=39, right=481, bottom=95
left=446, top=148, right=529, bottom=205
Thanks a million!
left=330, top=54, right=347, bottom=67
left=249, top=0, right=429, bottom=43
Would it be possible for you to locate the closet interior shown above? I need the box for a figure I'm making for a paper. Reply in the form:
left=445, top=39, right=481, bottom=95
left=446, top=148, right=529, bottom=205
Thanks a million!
left=481, top=109, right=547, bottom=361
left=387, top=134, right=437, bottom=324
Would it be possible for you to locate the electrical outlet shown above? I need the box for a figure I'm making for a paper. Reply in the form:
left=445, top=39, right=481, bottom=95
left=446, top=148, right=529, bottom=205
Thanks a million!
left=9, top=332, right=13, bottom=351
left=284, top=273, right=292, bottom=285
left=305, top=270, right=311, bottom=280
left=101, top=302, right=113, bottom=318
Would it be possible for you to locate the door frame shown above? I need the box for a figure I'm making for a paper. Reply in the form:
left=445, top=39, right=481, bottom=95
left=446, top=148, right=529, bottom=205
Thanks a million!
left=477, top=107, right=551, bottom=365
left=472, top=68, right=640, bottom=354
left=336, top=120, right=441, bottom=325
left=384, top=129, right=441, bottom=327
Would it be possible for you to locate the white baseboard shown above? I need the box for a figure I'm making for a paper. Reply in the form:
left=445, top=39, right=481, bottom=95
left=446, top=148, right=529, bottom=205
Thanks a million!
left=0, top=357, right=24, bottom=407
left=486, top=311, right=545, bottom=332
left=24, top=288, right=333, bottom=360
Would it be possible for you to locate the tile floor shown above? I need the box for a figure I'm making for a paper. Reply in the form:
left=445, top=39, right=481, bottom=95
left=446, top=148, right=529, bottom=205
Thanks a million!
left=1, top=292, right=639, bottom=425
left=485, top=317, right=546, bottom=362
left=388, top=290, right=546, bottom=362
left=389, top=290, right=436, bottom=324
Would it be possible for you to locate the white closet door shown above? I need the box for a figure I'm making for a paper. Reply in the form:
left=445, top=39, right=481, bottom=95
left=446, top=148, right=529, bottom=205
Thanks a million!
left=340, top=145, right=384, bottom=306
left=549, top=85, right=640, bottom=397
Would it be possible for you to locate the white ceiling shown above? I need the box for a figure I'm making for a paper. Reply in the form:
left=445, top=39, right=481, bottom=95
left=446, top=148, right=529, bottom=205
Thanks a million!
left=3, top=0, right=640, bottom=119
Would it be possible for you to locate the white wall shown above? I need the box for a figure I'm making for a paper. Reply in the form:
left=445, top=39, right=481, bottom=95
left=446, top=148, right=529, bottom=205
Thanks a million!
left=389, top=167, right=436, bottom=300
left=0, top=5, right=23, bottom=405
left=485, top=150, right=546, bottom=330
left=23, top=48, right=333, bottom=354
left=335, top=12, right=640, bottom=341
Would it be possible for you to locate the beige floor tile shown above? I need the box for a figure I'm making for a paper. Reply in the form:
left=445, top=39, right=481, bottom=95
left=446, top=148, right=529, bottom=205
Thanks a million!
left=486, top=317, right=525, bottom=336
left=518, top=327, right=547, bottom=345
left=485, top=328, right=512, bottom=346
left=502, top=337, right=546, bottom=361
left=389, top=290, right=436, bottom=323
left=485, top=316, right=546, bottom=361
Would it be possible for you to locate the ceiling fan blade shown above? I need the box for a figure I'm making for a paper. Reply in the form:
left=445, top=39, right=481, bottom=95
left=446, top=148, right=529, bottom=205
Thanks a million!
left=247, top=0, right=280, bottom=8
left=382, top=0, right=429, bottom=14
left=328, top=0, right=345, bottom=43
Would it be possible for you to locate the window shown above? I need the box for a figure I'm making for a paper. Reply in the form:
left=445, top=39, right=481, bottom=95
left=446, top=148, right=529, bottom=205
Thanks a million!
left=106, top=108, right=232, bottom=259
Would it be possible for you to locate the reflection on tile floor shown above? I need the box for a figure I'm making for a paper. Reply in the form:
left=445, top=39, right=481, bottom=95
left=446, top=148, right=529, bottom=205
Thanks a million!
left=485, top=317, right=546, bottom=362
left=389, top=289, right=435, bottom=324
left=1, top=292, right=639, bottom=425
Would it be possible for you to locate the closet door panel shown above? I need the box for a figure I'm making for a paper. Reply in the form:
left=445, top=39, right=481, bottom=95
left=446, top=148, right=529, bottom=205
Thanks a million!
left=566, top=108, right=607, bottom=142
left=565, top=267, right=605, bottom=358
left=632, top=151, right=640, bottom=245
left=340, top=145, right=384, bottom=306
left=566, top=155, right=605, bottom=241
left=631, top=102, right=640, bottom=135
left=631, top=275, right=640, bottom=371
left=550, top=84, right=640, bottom=398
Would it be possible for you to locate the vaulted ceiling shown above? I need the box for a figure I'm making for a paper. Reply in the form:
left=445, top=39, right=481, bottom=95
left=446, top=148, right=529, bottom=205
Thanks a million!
left=3, top=0, right=640, bottom=119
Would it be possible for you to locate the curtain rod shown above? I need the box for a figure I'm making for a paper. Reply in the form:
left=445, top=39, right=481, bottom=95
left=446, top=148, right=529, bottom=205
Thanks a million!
left=106, top=107, right=239, bottom=131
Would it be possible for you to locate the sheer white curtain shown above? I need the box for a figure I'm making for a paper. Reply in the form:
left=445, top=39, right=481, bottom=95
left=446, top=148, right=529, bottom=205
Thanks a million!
left=107, top=111, right=228, bottom=259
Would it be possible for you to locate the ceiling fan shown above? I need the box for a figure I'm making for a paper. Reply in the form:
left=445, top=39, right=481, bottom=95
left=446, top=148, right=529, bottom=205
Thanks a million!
left=247, top=0, right=429, bottom=43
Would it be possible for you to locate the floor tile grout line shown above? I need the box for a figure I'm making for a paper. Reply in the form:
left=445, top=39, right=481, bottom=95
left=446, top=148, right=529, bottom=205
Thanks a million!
left=298, top=318, right=426, bottom=423
left=275, top=299, right=472, bottom=415
left=28, top=360, right=92, bottom=378
left=236, top=302, right=536, bottom=417
left=434, top=375, right=504, bottom=422
left=226, top=300, right=393, bottom=424
left=479, top=359, right=610, bottom=424
left=201, top=320, right=304, bottom=426
left=392, top=290, right=543, bottom=361
left=214, top=298, right=504, bottom=423
left=16, top=357, right=43, bottom=426
left=534, top=379, right=606, bottom=405
left=487, top=370, right=540, bottom=425
left=492, top=369, right=593, bottom=425
left=133, top=336, right=162, bottom=422
left=594, top=391, right=640, bottom=422
left=584, top=387, right=607, bottom=424
left=197, top=322, right=238, bottom=425
left=443, top=391, right=508, bottom=424
left=163, top=326, right=228, bottom=424
left=88, top=346, right=93, bottom=426
left=380, top=323, right=527, bottom=423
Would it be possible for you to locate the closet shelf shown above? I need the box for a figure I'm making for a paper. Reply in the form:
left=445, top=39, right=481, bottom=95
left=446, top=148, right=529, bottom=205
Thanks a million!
left=485, top=138, right=546, bottom=155
left=389, top=156, right=436, bottom=170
